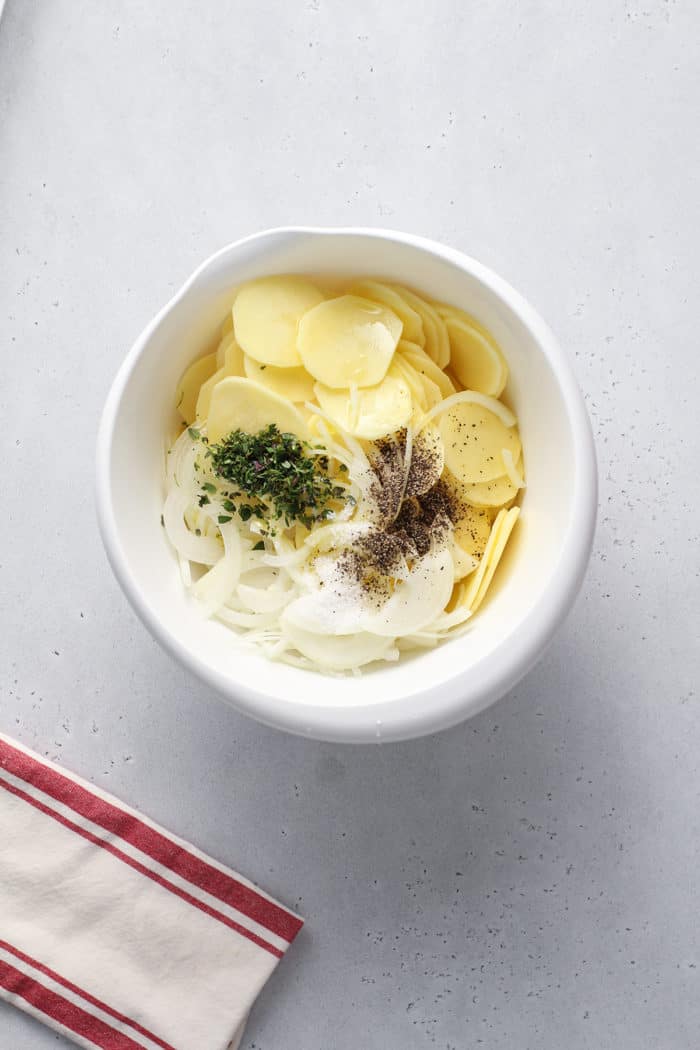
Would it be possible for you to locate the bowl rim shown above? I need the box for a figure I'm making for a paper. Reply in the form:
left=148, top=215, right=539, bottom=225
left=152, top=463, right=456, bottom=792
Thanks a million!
left=96, top=225, right=597, bottom=743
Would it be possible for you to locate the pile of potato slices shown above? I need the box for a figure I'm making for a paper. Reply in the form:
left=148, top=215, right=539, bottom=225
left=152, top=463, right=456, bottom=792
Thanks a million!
left=170, top=275, right=525, bottom=670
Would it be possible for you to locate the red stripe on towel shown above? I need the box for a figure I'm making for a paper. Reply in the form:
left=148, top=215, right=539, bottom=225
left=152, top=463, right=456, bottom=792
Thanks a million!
left=0, top=776, right=284, bottom=960
left=0, top=958, right=145, bottom=1050
left=0, top=738, right=301, bottom=944
left=0, top=940, right=176, bottom=1050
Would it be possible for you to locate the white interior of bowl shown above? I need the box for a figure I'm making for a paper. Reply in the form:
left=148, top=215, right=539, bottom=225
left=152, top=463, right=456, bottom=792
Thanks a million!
left=98, top=229, right=596, bottom=741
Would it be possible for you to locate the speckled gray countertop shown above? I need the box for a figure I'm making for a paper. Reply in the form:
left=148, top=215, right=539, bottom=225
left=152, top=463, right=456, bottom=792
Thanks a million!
left=1, top=2, right=698, bottom=1047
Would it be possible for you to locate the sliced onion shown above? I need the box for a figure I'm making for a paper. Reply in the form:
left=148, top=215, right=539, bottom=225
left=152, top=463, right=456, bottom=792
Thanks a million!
left=192, top=520, right=242, bottom=615
left=282, top=587, right=367, bottom=636
left=280, top=616, right=398, bottom=670
left=502, top=447, right=526, bottom=489
left=216, top=606, right=280, bottom=630
left=237, top=581, right=293, bottom=614
left=428, top=605, right=473, bottom=632
left=419, top=389, right=517, bottom=430
left=178, top=555, right=192, bottom=588
left=163, top=488, right=222, bottom=565
left=362, top=546, right=455, bottom=636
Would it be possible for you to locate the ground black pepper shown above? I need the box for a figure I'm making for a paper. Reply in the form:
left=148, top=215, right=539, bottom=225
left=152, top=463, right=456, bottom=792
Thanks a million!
left=331, top=436, right=464, bottom=603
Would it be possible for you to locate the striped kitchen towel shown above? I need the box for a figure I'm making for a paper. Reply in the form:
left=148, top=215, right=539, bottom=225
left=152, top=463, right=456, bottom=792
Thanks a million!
left=0, top=732, right=303, bottom=1050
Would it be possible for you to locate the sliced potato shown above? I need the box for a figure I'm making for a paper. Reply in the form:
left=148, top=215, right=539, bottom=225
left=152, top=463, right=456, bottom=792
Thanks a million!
left=207, top=377, right=308, bottom=444
left=394, top=354, right=442, bottom=411
left=399, top=342, right=456, bottom=399
left=216, top=331, right=237, bottom=367
left=462, top=507, right=520, bottom=613
left=438, top=309, right=507, bottom=397
left=459, top=463, right=522, bottom=507
left=348, top=280, right=425, bottom=345
left=458, top=510, right=506, bottom=609
left=391, top=355, right=430, bottom=412
left=233, top=275, right=324, bottom=367
left=314, top=366, right=412, bottom=440
left=439, top=399, right=521, bottom=484
left=389, top=286, right=450, bottom=368
left=176, top=352, right=218, bottom=425
left=461, top=477, right=518, bottom=508
left=196, top=341, right=246, bottom=421
left=223, top=338, right=245, bottom=374
left=243, top=354, right=315, bottom=402
left=414, top=368, right=442, bottom=410
left=453, top=503, right=495, bottom=558
left=298, top=294, right=402, bottom=388
left=452, top=544, right=479, bottom=582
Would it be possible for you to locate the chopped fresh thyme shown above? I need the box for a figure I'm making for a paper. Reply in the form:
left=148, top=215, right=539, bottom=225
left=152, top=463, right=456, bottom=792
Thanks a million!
left=208, top=424, right=351, bottom=529
left=252, top=540, right=265, bottom=550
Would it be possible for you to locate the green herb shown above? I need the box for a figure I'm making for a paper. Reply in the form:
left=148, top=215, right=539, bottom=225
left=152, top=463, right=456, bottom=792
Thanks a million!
left=160, top=514, right=165, bottom=527
left=195, top=528, right=201, bottom=536
left=188, top=426, right=201, bottom=440
left=198, top=493, right=210, bottom=507
left=217, top=515, right=233, bottom=524
left=209, top=424, right=350, bottom=529
left=252, top=540, right=265, bottom=550
left=202, top=482, right=217, bottom=493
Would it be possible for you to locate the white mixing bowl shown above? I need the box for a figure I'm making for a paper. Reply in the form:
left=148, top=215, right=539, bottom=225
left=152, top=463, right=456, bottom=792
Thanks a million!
left=96, top=227, right=597, bottom=743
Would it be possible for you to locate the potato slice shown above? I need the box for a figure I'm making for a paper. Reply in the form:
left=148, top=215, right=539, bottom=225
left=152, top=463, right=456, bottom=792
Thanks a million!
left=437, top=308, right=508, bottom=397
left=415, top=369, right=442, bottom=410
left=439, top=399, right=521, bottom=484
left=389, top=286, right=450, bottom=368
left=223, top=338, right=245, bottom=374
left=459, top=468, right=521, bottom=508
left=457, top=510, right=505, bottom=609
left=399, top=343, right=456, bottom=399
left=461, top=507, right=520, bottom=613
left=453, top=503, right=495, bottom=558
left=394, top=354, right=442, bottom=411
left=207, top=377, right=309, bottom=444
left=220, top=310, right=234, bottom=337
left=298, top=295, right=402, bottom=388
left=233, top=275, right=324, bottom=367
left=452, top=545, right=479, bottom=582
left=243, top=354, right=315, bottom=403
left=176, top=352, right=218, bottom=425
left=348, top=280, right=425, bottom=345
left=216, top=330, right=237, bottom=367
left=314, top=366, right=412, bottom=440
left=392, top=355, right=432, bottom=412
left=196, top=341, right=246, bottom=421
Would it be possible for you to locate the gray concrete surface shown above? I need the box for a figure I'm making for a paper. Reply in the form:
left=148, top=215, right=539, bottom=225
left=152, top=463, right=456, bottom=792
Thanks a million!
left=1, top=2, right=698, bottom=1047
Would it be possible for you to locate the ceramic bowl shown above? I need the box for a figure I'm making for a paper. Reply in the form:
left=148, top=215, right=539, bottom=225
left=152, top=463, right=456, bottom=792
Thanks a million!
left=97, top=227, right=597, bottom=743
